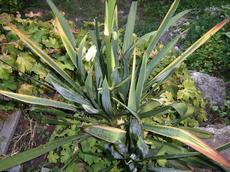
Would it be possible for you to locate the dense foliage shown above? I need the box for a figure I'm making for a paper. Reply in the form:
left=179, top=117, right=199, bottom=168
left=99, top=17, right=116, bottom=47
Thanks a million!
left=0, top=0, right=229, bottom=171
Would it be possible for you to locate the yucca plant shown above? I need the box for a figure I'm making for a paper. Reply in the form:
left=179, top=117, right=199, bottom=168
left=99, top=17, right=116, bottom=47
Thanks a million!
left=0, top=0, right=229, bottom=171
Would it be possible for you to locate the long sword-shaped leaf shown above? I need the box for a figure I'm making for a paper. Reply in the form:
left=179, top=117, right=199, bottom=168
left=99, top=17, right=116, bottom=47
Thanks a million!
left=151, top=19, right=229, bottom=86
left=128, top=48, right=137, bottom=112
left=84, top=125, right=126, bottom=143
left=125, top=9, right=190, bottom=56
left=0, top=90, right=77, bottom=111
left=146, top=35, right=180, bottom=78
left=54, top=18, right=78, bottom=69
left=143, top=124, right=230, bottom=168
left=102, top=78, right=113, bottom=115
left=104, top=0, right=116, bottom=80
left=7, top=24, right=76, bottom=88
left=0, top=134, right=88, bottom=171
left=47, top=0, right=75, bottom=47
left=136, top=0, right=180, bottom=109
left=122, top=1, right=137, bottom=56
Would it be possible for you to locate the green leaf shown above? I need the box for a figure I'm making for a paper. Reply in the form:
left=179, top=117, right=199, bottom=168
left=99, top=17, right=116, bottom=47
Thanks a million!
left=0, top=90, right=77, bottom=111
left=122, top=1, right=137, bottom=55
left=77, top=34, right=87, bottom=80
left=128, top=48, right=137, bottom=112
left=84, top=125, right=126, bottom=143
left=16, top=53, right=36, bottom=73
left=143, top=124, right=230, bottom=168
left=54, top=18, right=77, bottom=69
left=102, top=78, right=113, bottom=115
left=0, top=134, right=88, bottom=171
left=139, top=106, right=171, bottom=118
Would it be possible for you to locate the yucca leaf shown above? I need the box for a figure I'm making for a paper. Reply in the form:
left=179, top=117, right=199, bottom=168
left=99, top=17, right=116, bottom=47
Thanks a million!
left=147, top=166, right=190, bottom=172
left=54, top=18, right=78, bottom=69
left=51, top=82, right=89, bottom=105
left=47, top=0, right=76, bottom=47
left=0, top=134, right=88, bottom=171
left=104, top=0, right=116, bottom=36
left=122, top=1, right=137, bottom=56
left=104, top=0, right=116, bottom=79
left=128, top=48, right=137, bottom=112
left=84, top=125, right=126, bottom=143
left=0, top=90, right=77, bottom=111
left=139, top=106, right=171, bottom=118
left=152, top=19, right=229, bottom=86
left=77, top=34, right=87, bottom=80
left=113, top=97, right=141, bottom=122
left=7, top=24, right=76, bottom=88
left=85, top=69, right=97, bottom=106
left=102, top=78, right=113, bottom=115
left=180, top=127, right=213, bottom=139
left=143, top=124, right=230, bottom=168
left=136, top=0, right=180, bottom=109
left=126, top=7, right=188, bottom=57
left=146, top=35, right=180, bottom=78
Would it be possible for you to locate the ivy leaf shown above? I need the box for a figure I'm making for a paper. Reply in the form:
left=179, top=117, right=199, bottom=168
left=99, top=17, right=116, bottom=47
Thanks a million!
left=31, top=63, right=48, bottom=79
left=60, top=145, right=72, bottom=163
left=42, top=37, right=60, bottom=49
left=47, top=151, right=59, bottom=163
left=16, top=53, right=36, bottom=73
left=0, top=76, right=17, bottom=90
left=17, top=84, right=34, bottom=95
left=0, top=64, right=12, bottom=80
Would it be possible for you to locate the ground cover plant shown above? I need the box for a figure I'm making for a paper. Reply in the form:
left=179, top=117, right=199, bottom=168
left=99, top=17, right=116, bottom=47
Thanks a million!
left=0, top=0, right=230, bottom=171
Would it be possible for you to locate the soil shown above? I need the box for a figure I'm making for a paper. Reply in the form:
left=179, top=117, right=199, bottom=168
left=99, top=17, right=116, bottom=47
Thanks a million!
left=7, top=111, right=55, bottom=171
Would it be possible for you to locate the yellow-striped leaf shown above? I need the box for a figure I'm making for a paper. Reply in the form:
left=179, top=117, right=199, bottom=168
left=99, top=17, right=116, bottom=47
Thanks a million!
left=0, top=90, right=77, bottom=111
left=84, top=125, right=126, bottom=143
left=144, top=124, right=230, bottom=168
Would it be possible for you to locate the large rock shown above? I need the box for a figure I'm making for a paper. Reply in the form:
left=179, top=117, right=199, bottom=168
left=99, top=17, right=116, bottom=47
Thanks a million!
left=190, top=71, right=226, bottom=106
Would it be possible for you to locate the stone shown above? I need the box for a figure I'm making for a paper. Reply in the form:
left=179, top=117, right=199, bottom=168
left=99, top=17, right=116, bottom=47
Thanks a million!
left=199, top=125, right=230, bottom=159
left=190, top=71, right=226, bottom=106
left=0, top=111, right=21, bottom=155
left=8, top=165, right=22, bottom=172
left=41, top=167, right=50, bottom=172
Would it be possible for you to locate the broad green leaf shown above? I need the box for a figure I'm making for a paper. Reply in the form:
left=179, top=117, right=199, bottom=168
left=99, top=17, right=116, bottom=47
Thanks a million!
left=84, top=125, right=126, bottom=143
left=122, top=1, right=137, bottom=55
left=172, top=103, right=195, bottom=125
left=128, top=48, right=137, bottom=112
left=102, top=78, right=113, bottom=115
left=0, top=90, right=77, bottom=111
left=143, top=124, right=230, bottom=168
left=7, top=24, right=76, bottom=88
left=0, top=134, right=88, bottom=171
